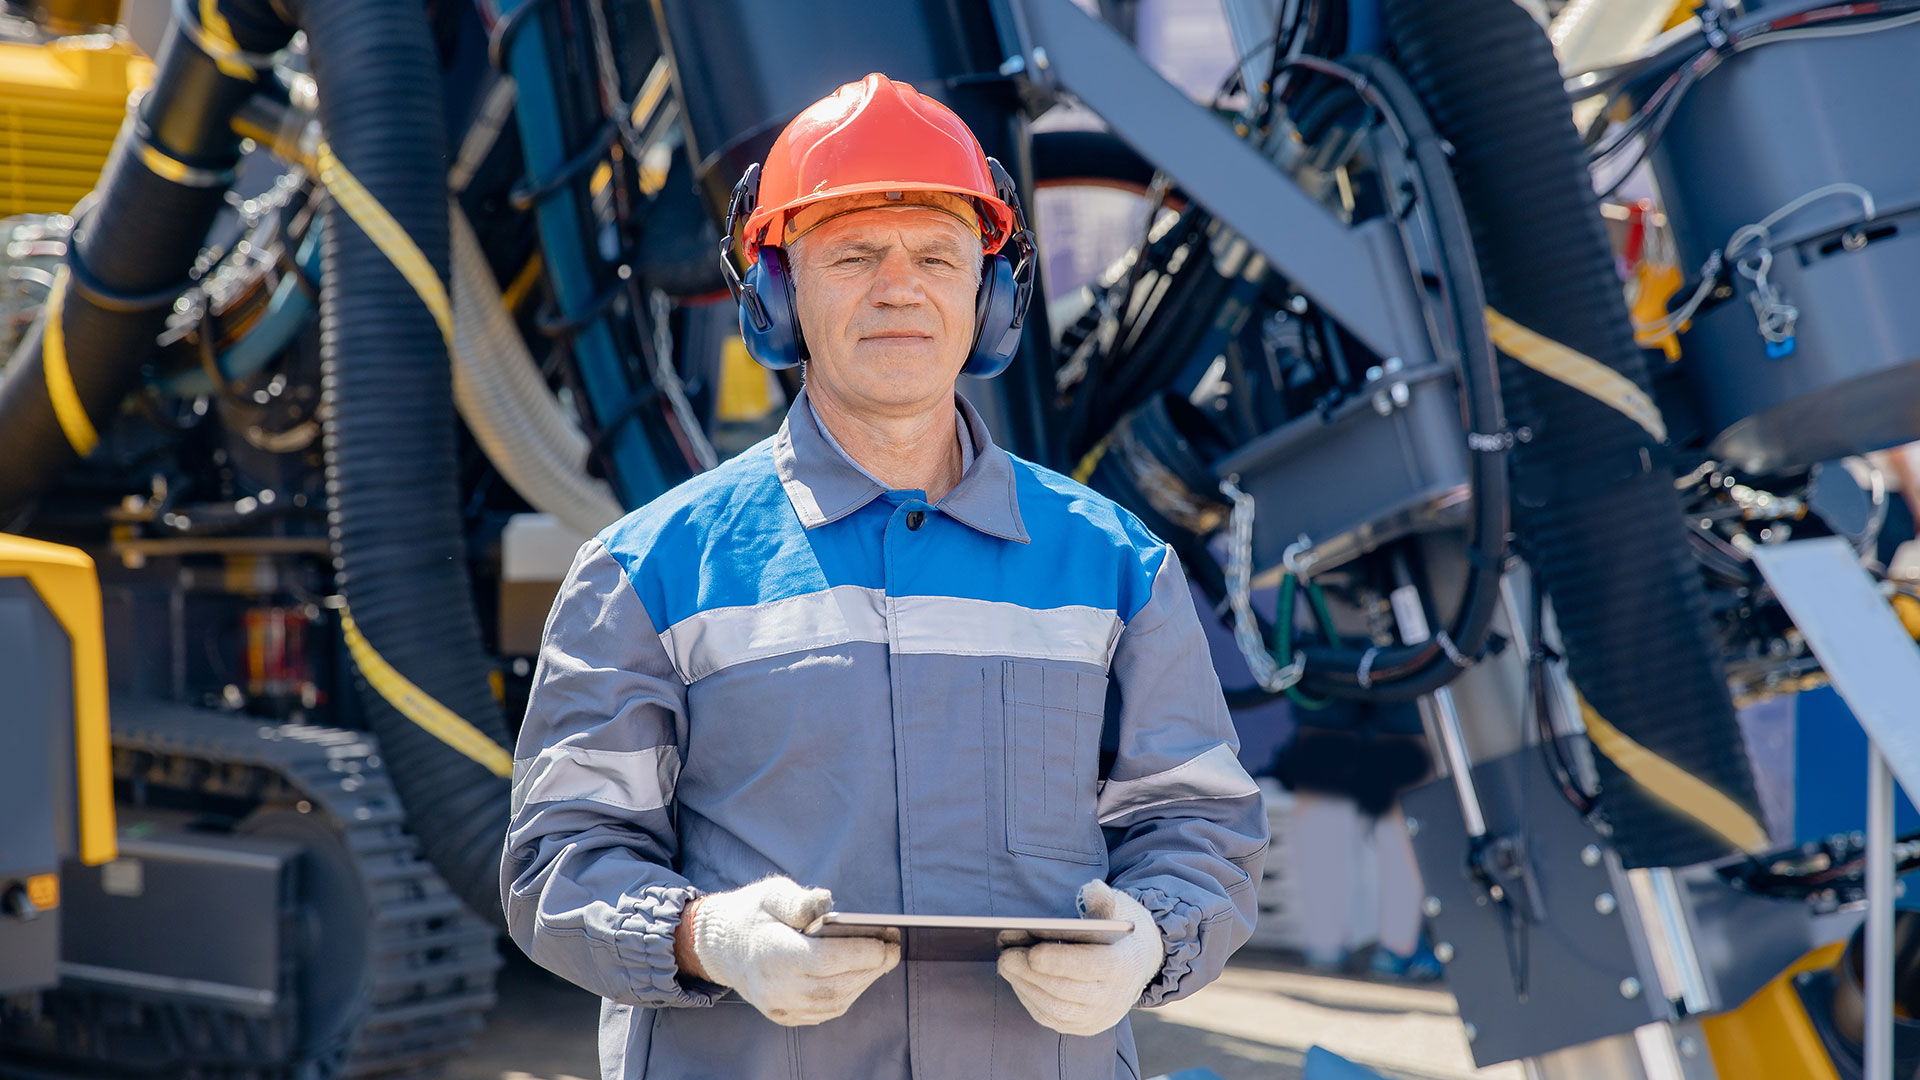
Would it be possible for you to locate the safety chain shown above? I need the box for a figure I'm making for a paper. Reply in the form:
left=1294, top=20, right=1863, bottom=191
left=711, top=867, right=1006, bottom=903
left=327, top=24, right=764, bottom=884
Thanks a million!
left=1220, top=478, right=1305, bottom=693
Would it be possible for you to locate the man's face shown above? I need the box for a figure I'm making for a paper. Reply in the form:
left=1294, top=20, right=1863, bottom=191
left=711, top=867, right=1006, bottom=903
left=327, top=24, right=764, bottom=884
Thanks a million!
left=788, top=206, right=980, bottom=414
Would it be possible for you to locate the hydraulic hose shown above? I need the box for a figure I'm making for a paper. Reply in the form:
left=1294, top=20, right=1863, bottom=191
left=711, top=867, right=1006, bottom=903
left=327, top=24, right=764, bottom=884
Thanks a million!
left=0, top=9, right=290, bottom=518
left=260, top=0, right=515, bottom=924
left=450, top=207, right=625, bottom=537
left=1273, top=57, right=1512, bottom=704
left=1384, top=0, right=1767, bottom=867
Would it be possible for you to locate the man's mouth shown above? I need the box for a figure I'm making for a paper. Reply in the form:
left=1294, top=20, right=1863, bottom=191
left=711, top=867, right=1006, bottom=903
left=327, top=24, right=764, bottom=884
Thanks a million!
left=861, top=331, right=933, bottom=341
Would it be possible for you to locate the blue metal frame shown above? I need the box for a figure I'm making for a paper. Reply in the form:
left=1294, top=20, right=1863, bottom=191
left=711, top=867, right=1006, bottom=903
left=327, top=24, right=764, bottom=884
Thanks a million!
left=494, top=0, right=671, bottom=509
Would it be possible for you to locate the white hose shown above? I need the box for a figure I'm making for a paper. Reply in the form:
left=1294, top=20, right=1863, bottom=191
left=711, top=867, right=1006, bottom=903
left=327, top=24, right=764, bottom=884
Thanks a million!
left=449, top=205, right=626, bottom=536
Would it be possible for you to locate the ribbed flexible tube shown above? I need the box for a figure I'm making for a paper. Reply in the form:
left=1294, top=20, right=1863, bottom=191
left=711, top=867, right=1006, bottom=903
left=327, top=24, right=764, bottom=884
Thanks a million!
left=1385, top=0, right=1765, bottom=866
left=256, top=0, right=513, bottom=923
left=450, top=208, right=624, bottom=536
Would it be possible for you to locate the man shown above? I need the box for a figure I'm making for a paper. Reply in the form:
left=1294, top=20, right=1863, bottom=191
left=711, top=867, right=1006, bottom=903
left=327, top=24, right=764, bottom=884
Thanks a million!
left=502, top=73, right=1268, bottom=1079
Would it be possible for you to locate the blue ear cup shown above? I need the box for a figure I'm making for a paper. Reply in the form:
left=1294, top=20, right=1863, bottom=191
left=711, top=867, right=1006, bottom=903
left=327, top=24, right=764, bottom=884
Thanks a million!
left=964, top=252, right=1022, bottom=378
left=964, top=158, right=1037, bottom=379
left=737, top=245, right=807, bottom=371
left=719, top=162, right=808, bottom=371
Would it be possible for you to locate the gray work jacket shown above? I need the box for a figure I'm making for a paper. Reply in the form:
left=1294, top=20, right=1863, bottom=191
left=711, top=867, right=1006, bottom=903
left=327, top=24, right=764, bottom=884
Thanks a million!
left=502, top=386, right=1268, bottom=1079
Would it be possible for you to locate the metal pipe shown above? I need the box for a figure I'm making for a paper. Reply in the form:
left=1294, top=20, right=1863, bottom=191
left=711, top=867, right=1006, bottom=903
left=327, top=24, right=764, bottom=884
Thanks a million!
left=1424, top=688, right=1488, bottom=838
left=1865, top=743, right=1894, bottom=1080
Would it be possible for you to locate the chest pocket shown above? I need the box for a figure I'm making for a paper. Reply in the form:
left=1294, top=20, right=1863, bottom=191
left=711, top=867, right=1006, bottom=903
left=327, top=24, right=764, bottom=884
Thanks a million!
left=1001, top=660, right=1108, bottom=863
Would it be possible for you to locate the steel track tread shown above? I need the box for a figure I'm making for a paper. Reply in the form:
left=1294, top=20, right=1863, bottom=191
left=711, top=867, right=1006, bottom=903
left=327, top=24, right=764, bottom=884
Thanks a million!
left=5, top=699, right=500, bottom=1080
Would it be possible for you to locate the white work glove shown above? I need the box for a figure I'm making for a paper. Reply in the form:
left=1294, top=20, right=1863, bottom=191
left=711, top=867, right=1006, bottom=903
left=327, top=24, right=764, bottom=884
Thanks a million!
left=690, top=875, right=900, bottom=1027
left=996, top=879, right=1166, bottom=1037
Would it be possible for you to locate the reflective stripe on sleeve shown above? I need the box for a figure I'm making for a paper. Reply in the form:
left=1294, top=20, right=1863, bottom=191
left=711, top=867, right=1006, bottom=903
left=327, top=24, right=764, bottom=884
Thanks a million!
left=512, top=744, right=681, bottom=815
left=1096, top=743, right=1261, bottom=825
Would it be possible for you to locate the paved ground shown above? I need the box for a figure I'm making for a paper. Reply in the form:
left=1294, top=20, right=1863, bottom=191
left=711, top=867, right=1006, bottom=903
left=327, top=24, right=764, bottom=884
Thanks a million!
left=448, top=949, right=1524, bottom=1080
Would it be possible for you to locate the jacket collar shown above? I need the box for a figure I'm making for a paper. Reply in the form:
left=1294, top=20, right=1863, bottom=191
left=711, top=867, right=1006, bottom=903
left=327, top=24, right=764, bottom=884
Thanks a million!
left=774, top=384, right=1030, bottom=544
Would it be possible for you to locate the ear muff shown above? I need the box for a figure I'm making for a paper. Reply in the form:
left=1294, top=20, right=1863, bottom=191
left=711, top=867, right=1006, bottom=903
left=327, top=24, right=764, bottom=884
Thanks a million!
left=965, top=251, right=1023, bottom=378
left=738, top=245, right=807, bottom=370
left=963, top=159, right=1035, bottom=380
left=718, top=162, right=808, bottom=371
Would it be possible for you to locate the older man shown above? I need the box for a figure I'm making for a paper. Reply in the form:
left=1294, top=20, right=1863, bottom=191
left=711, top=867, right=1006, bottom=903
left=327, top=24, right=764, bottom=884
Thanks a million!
left=502, top=73, right=1268, bottom=1080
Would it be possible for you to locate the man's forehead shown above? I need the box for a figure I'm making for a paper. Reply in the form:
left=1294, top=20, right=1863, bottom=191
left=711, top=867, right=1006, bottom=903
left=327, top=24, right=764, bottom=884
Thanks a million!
left=806, top=207, right=977, bottom=250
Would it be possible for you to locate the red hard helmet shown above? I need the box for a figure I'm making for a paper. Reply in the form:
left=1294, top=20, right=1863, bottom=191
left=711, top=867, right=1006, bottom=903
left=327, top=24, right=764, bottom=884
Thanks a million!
left=737, top=73, right=1018, bottom=267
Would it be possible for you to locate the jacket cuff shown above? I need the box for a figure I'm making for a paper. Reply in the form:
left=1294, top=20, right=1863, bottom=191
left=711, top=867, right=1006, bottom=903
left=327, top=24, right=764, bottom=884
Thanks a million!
left=614, top=884, right=722, bottom=1007
left=1126, top=886, right=1205, bottom=1006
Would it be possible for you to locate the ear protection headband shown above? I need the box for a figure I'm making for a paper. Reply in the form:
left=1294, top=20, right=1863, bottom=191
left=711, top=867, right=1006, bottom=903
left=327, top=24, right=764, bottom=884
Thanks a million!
left=717, top=159, right=1036, bottom=379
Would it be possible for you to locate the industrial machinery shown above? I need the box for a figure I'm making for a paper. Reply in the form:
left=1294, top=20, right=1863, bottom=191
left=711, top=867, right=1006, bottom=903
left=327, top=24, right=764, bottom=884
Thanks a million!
left=1, top=0, right=1918, bottom=1074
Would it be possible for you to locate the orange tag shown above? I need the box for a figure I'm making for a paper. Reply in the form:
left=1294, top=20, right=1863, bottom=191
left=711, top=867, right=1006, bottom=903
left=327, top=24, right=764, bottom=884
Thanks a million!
left=26, top=873, right=58, bottom=911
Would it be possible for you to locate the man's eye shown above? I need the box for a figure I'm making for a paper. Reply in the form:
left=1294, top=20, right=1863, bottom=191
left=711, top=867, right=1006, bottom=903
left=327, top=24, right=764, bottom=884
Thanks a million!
left=835, top=255, right=867, bottom=266
left=923, top=258, right=953, bottom=268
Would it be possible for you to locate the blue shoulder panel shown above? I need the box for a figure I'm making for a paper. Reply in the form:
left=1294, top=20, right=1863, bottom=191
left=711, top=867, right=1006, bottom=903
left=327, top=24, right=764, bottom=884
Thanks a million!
left=599, top=442, right=1170, bottom=630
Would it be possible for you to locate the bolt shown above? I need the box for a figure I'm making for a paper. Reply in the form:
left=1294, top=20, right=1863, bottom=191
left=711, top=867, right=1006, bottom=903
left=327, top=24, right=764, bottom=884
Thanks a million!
left=1620, top=977, right=1642, bottom=999
left=1405, top=816, right=1421, bottom=837
left=1288, top=295, right=1310, bottom=314
left=1365, top=365, right=1384, bottom=383
left=1842, top=229, right=1867, bottom=252
left=1678, top=1035, right=1700, bottom=1058
left=1581, top=844, right=1602, bottom=867
left=1434, top=942, right=1455, bottom=964
left=1373, top=391, right=1394, bottom=416
left=1595, top=892, right=1617, bottom=916
left=1488, top=884, right=1506, bottom=902
left=1463, top=1022, right=1478, bottom=1043
left=1424, top=896, right=1443, bottom=918
left=1032, top=47, right=1050, bottom=70
left=1390, top=382, right=1411, bottom=407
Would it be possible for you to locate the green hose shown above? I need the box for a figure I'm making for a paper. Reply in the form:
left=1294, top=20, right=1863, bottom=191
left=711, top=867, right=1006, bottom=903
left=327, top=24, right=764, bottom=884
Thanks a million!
left=1273, top=574, right=1343, bottom=711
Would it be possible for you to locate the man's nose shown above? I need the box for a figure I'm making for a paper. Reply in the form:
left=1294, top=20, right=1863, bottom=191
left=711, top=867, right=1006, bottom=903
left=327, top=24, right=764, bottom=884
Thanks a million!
left=868, top=249, right=925, bottom=305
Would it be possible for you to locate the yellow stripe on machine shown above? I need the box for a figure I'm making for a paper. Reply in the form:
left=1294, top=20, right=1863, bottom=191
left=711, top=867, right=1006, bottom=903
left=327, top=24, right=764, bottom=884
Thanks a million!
left=41, top=267, right=99, bottom=457
left=314, top=140, right=455, bottom=346
left=1485, top=307, right=1668, bottom=443
left=1577, top=689, right=1770, bottom=855
left=312, top=142, right=508, bottom=776
left=0, top=534, right=116, bottom=866
left=338, top=604, right=512, bottom=778
left=198, top=0, right=258, bottom=81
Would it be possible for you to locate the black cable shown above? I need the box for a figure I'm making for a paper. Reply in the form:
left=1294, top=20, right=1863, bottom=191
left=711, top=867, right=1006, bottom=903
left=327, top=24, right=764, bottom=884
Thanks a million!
left=508, top=120, right=619, bottom=211
left=1287, top=57, right=1511, bottom=700
left=1529, top=568, right=1597, bottom=817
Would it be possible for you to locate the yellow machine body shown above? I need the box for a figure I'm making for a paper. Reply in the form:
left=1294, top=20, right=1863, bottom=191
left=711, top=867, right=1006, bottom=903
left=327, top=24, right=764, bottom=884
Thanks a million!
left=1702, top=942, right=1846, bottom=1080
left=0, top=31, right=151, bottom=217
left=0, top=533, right=116, bottom=866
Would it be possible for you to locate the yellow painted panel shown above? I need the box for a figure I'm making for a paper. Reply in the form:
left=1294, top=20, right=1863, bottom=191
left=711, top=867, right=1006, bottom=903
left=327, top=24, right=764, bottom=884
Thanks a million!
left=1702, top=943, right=1845, bottom=1080
left=0, top=35, right=150, bottom=215
left=0, top=534, right=116, bottom=866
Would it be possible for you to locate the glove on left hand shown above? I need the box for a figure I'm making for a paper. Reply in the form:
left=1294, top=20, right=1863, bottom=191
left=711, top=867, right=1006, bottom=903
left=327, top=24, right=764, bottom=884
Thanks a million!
left=996, top=879, right=1165, bottom=1037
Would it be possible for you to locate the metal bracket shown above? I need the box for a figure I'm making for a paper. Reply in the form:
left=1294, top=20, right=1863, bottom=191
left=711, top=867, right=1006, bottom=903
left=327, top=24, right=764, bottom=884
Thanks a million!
left=1008, top=0, right=1434, bottom=363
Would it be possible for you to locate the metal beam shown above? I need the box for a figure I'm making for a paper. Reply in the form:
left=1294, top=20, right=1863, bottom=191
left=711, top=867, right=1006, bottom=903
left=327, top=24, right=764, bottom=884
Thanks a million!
left=1020, top=0, right=1419, bottom=360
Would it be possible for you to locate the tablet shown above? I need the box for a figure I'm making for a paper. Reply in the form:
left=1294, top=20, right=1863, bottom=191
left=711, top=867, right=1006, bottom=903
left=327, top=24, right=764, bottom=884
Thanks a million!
left=804, top=912, right=1134, bottom=963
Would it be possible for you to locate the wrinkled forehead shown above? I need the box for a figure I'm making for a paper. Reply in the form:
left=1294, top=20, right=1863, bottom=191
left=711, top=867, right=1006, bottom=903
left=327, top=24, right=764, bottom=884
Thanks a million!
left=794, top=205, right=981, bottom=256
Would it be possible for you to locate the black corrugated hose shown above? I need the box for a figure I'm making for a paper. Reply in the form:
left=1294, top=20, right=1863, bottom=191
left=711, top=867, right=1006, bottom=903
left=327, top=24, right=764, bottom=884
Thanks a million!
left=1383, top=0, right=1765, bottom=867
left=239, top=0, right=514, bottom=925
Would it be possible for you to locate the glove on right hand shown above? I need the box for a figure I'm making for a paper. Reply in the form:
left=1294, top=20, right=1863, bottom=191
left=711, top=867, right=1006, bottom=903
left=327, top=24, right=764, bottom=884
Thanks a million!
left=690, top=875, right=900, bottom=1027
